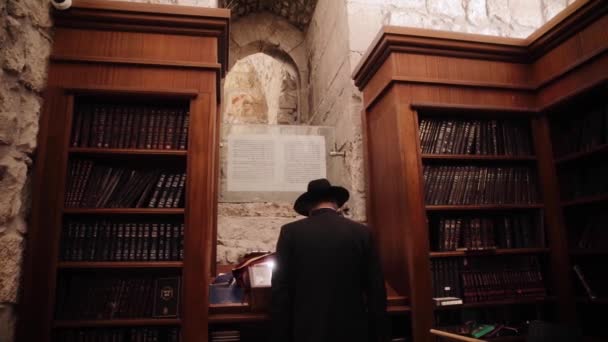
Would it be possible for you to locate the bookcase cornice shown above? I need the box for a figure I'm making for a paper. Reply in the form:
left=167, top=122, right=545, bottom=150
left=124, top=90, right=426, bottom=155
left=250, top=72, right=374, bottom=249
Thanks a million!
left=353, top=0, right=607, bottom=90
left=52, top=0, right=231, bottom=77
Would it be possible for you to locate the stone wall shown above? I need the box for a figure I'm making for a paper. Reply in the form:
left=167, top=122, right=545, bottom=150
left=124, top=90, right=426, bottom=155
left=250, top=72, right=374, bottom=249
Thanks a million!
left=217, top=12, right=308, bottom=264
left=0, top=0, right=53, bottom=339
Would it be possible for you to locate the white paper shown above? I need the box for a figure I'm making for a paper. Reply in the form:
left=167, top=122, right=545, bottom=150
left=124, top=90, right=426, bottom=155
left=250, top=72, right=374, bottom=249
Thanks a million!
left=227, top=134, right=326, bottom=192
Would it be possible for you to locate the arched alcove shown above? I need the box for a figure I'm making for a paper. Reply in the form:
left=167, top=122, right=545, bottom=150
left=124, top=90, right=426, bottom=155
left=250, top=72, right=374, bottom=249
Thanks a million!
left=228, top=12, right=309, bottom=119
left=223, top=51, right=300, bottom=124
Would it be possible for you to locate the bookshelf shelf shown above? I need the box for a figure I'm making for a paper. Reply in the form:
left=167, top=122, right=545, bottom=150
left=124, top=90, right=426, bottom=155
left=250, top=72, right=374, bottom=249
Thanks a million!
left=569, top=249, right=608, bottom=256
left=208, top=313, right=270, bottom=324
left=429, top=248, right=550, bottom=258
left=426, top=204, right=543, bottom=212
left=53, top=318, right=181, bottom=328
left=576, top=297, right=608, bottom=305
left=561, top=194, right=608, bottom=208
left=421, top=154, right=536, bottom=162
left=555, top=144, right=608, bottom=165
left=434, top=297, right=554, bottom=311
left=69, top=147, right=188, bottom=157
left=63, top=208, right=185, bottom=215
left=57, top=261, right=184, bottom=269
left=487, top=336, right=526, bottom=342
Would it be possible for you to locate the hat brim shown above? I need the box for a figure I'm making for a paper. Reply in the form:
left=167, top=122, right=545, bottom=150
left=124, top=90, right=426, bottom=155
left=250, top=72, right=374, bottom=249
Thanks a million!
left=293, top=186, right=349, bottom=216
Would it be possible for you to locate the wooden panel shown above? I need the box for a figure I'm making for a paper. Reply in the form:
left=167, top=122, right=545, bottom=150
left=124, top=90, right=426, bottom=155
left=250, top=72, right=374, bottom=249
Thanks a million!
left=183, top=93, right=215, bottom=341
left=404, top=84, right=536, bottom=109
left=47, top=63, right=216, bottom=93
left=533, top=14, right=608, bottom=87
left=365, top=89, right=410, bottom=297
left=16, top=88, right=72, bottom=342
left=531, top=116, right=577, bottom=323
left=362, top=53, right=395, bottom=109
left=395, top=85, right=433, bottom=342
left=393, top=53, right=532, bottom=88
left=52, top=27, right=218, bottom=64
left=536, top=54, right=608, bottom=109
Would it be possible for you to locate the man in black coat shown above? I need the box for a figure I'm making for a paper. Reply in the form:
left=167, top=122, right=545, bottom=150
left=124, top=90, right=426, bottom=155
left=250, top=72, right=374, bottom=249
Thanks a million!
left=271, top=179, right=389, bottom=342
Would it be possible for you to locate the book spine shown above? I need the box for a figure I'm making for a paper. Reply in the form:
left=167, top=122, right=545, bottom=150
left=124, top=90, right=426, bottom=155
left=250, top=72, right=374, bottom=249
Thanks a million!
left=178, top=111, right=189, bottom=150
left=157, top=174, right=175, bottom=208
left=573, top=265, right=597, bottom=300
left=165, top=110, right=177, bottom=150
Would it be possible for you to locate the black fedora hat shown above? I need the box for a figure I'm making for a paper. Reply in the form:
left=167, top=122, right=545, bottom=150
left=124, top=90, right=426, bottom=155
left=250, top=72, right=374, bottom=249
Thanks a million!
left=293, top=178, right=349, bottom=216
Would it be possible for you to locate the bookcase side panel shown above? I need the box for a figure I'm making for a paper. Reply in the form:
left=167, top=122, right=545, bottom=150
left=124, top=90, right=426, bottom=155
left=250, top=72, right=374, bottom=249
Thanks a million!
left=531, top=115, right=577, bottom=324
left=393, top=85, right=434, bottom=342
left=365, top=89, right=411, bottom=298
left=184, top=92, right=216, bottom=342
left=17, top=89, right=72, bottom=342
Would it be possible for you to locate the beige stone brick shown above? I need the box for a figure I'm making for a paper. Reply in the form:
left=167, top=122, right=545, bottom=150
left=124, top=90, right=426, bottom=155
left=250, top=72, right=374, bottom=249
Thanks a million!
left=0, top=233, right=23, bottom=303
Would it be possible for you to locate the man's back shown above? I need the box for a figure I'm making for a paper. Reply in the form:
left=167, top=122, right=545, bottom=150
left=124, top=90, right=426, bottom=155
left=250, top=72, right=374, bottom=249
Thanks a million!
left=271, top=208, right=388, bottom=342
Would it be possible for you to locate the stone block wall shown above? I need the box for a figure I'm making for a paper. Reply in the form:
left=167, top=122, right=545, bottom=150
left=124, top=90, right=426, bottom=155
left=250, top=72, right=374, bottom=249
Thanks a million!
left=0, top=0, right=53, bottom=339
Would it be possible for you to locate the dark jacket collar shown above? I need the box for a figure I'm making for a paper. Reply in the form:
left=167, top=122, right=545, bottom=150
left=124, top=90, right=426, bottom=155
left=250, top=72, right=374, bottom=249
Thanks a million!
left=310, top=208, right=339, bottom=217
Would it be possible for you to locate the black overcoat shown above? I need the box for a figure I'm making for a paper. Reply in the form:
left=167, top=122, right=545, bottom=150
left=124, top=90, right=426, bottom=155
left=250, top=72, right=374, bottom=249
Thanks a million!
left=271, top=208, right=389, bottom=342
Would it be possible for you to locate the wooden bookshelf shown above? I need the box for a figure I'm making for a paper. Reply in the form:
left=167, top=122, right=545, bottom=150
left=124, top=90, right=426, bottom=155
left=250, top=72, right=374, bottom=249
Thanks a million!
left=354, top=2, right=608, bottom=340
left=429, top=248, right=550, bottom=258
left=426, top=204, right=543, bottom=212
left=53, top=318, right=181, bottom=328
left=554, top=144, right=608, bottom=165
left=57, top=261, right=184, bottom=269
left=62, top=208, right=186, bottom=215
left=63, top=208, right=185, bottom=216
left=576, top=297, right=608, bottom=305
left=434, top=297, right=554, bottom=311
left=69, top=147, right=188, bottom=157
left=561, top=194, right=608, bottom=208
left=569, top=249, right=608, bottom=256
left=19, top=2, right=229, bottom=342
left=421, top=154, right=537, bottom=162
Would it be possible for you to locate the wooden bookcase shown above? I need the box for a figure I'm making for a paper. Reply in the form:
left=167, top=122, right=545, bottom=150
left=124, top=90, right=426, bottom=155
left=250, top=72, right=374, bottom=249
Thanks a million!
left=545, top=84, right=608, bottom=339
left=17, top=1, right=229, bottom=342
left=353, top=1, right=608, bottom=341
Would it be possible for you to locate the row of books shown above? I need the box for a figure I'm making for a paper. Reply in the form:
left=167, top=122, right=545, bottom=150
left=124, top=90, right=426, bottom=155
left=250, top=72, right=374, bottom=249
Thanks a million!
left=559, top=162, right=608, bottom=200
left=56, top=328, right=180, bottom=342
left=70, top=103, right=189, bottom=150
left=210, top=330, right=240, bottom=342
left=418, top=119, right=533, bottom=156
left=551, top=102, right=608, bottom=156
left=432, top=259, right=462, bottom=299
left=55, top=276, right=180, bottom=319
left=432, top=257, right=547, bottom=303
left=65, top=159, right=186, bottom=208
left=576, top=214, right=608, bottom=249
left=462, top=268, right=546, bottom=303
left=60, top=220, right=184, bottom=261
left=432, top=214, right=544, bottom=251
left=423, top=166, right=539, bottom=205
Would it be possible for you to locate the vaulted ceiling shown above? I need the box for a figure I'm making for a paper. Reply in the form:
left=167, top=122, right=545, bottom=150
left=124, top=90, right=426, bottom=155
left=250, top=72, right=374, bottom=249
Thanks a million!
left=220, top=0, right=318, bottom=31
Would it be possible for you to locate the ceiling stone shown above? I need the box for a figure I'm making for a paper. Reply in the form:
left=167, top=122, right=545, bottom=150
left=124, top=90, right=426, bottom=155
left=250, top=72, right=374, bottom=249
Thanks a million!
left=220, top=0, right=317, bottom=31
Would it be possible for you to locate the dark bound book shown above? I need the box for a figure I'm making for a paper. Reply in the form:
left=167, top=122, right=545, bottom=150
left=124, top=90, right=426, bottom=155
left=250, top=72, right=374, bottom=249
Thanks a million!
left=153, top=277, right=181, bottom=317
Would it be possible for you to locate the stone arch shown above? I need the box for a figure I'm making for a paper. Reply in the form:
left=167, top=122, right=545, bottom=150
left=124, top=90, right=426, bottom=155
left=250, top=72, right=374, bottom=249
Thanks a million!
left=228, top=12, right=309, bottom=120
